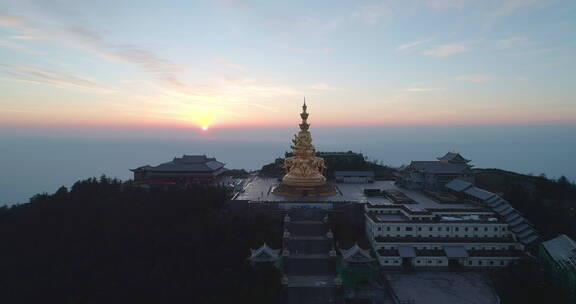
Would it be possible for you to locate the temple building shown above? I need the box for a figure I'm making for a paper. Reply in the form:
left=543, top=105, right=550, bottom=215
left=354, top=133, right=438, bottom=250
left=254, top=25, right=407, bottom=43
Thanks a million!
left=272, top=101, right=337, bottom=197
left=131, top=155, right=227, bottom=186
left=396, top=152, right=474, bottom=190
left=337, top=243, right=377, bottom=288
left=248, top=244, right=281, bottom=267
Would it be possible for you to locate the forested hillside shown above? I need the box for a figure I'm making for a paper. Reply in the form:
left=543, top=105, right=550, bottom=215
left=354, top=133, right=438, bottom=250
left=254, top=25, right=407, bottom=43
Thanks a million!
left=0, top=177, right=282, bottom=304
left=475, top=169, right=576, bottom=239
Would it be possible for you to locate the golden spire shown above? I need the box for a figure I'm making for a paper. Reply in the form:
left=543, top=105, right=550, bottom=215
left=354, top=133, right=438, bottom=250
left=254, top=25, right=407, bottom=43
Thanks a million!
left=300, top=98, right=309, bottom=131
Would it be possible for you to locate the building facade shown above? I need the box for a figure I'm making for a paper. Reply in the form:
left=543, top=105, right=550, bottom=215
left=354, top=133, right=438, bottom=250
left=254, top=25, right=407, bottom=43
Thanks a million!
left=364, top=180, right=538, bottom=269
left=396, top=152, right=474, bottom=190
left=131, top=155, right=227, bottom=186
left=334, top=171, right=375, bottom=183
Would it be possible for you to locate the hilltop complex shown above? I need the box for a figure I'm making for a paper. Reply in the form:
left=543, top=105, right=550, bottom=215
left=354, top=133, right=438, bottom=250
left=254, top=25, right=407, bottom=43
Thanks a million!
left=229, top=102, right=543, bottom=303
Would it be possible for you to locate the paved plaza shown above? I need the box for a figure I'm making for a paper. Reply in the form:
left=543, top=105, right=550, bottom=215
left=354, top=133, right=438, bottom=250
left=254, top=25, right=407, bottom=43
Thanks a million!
left=235, top=177, right=480, bottom=210
left=386, top=272, right=500, bottom=304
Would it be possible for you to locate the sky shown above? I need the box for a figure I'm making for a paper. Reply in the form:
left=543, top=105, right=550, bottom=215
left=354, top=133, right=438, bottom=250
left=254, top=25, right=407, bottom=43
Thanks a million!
left=0, top=0, right=575, bottom=133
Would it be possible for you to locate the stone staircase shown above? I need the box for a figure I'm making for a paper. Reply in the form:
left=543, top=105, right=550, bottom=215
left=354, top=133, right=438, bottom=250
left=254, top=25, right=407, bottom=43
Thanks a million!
left=282, top=209, right=343, bottom=304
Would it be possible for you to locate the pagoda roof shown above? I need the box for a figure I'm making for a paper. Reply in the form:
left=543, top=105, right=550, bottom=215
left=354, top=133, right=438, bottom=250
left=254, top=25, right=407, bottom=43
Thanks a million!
left=131, top=155, right=225, bottom=172
left=437, top=152, right=470, bottom=163
left=249, top=244, right=280, bottom=262
left=408, top=161, right=470, bottom=174
left=340, top=243, right=373, bottom=262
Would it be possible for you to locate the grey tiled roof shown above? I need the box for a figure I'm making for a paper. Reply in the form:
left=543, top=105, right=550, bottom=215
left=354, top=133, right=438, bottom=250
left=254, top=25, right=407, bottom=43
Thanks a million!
left=133, top=155, right=225, bottom=172
left=340, top=243, right=373, bottom=262
left=542, top=234, right=576, bottom=266
left=334, top=171, right=375, bottom=177
left=445, top=179, right=473, bottom=192
left=437, top=152, right=470, bottom=163
left=408, top=161, right=470, bottom=174
left=444, top=246, right=469, bottom=258
left=464, top=187, right=495, bottom=201
left=398, top=246, right=416, bottom=258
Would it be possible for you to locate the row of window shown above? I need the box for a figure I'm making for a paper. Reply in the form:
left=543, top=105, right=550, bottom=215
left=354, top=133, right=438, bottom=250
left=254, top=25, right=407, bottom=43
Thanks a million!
left=380, top=245, right=514, bottom=251
left=378, top=234, right=508, bottom=238
left=376, top=226, right=505, bottom=232
left=380, top=259, right=508, bottom=266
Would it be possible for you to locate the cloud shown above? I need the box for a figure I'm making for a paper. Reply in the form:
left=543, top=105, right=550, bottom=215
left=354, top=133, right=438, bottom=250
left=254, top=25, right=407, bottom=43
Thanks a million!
left=308, top=83, right=345, bottom=91
left=422, top=42, right=471, bottom=57
left=216, top=60, right=246, bottom=71
left=422, top=0, right=469, bottom=10
left=296, top=17, right=341, bottom=33
left=0, top=11, right=186, bottom=88
left=497, top=36, right=529, bottom=48
left=452, top=74, right=494, bottom=83
left=397, top=38, right=434, bottom=51
left=351, top=3, right=391, bottom=25
left=492, top=0, right=542, bottom=17
left=0, top=11, right=26, bottom=26
left=0, top=39, right=40, bottom=54
left=0, top=64, right=114, bottom=92
left=404, top=87, right=445, bottom=92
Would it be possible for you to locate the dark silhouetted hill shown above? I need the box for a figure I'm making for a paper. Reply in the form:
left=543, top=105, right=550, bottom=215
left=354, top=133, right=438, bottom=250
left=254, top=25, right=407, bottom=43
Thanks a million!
left=0, top=176, right=282, bottom=304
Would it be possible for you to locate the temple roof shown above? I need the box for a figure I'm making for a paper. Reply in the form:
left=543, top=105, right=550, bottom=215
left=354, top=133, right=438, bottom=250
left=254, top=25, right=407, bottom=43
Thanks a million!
left=408, top=161, right=470, bottom=174
left=132, top=155, right=225, bottom=172
left=437, top=152, right=470, bottom=164
left=249, top=244, right=281, bottom=262
left=340, top=243, right=373, bottom=262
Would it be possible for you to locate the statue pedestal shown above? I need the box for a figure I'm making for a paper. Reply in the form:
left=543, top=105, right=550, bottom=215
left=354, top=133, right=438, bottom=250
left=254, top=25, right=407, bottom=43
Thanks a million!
left=272, top=183, right=337, bottom=197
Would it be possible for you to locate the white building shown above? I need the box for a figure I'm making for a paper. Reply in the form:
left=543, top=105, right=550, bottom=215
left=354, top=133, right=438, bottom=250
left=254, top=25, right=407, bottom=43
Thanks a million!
left=365, top=180, right=536, bottom=269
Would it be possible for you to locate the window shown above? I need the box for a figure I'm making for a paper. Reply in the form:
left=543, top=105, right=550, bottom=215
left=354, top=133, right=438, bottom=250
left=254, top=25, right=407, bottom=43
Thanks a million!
left=406, top=227, right=413, bottom=231
left=464, top=227, right=469, bottom=231
left=397, top=227, right=400, bottom=231
left=494, top=227, right=497, bottom=231
left=500, top=261, right=505, bottom=266
left=378, top=227, right=382, bottom=231
left=428, top=260, right=432, bottom=264
left=386, top=227, right=390, bottom=231
left=438, top=227, right=441, bottom=231
left=478, top=261, right=482, bottom=266
left=489, top=261, right=494, bottom=265
left=455, top=227, right=459, bottom=231
left=484, top=227, right=488, bottom=231
left=429, top=227, right=433, bottom=231
left=474, top=227, right=478, bottom=231
left=418, top=227, right=422, bottom=231
left=385, top=260, right=389, bottom=263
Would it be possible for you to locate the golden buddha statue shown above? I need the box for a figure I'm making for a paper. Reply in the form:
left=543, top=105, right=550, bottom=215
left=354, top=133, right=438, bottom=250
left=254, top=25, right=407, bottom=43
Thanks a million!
left=273, top=101, right=337, bottom=197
